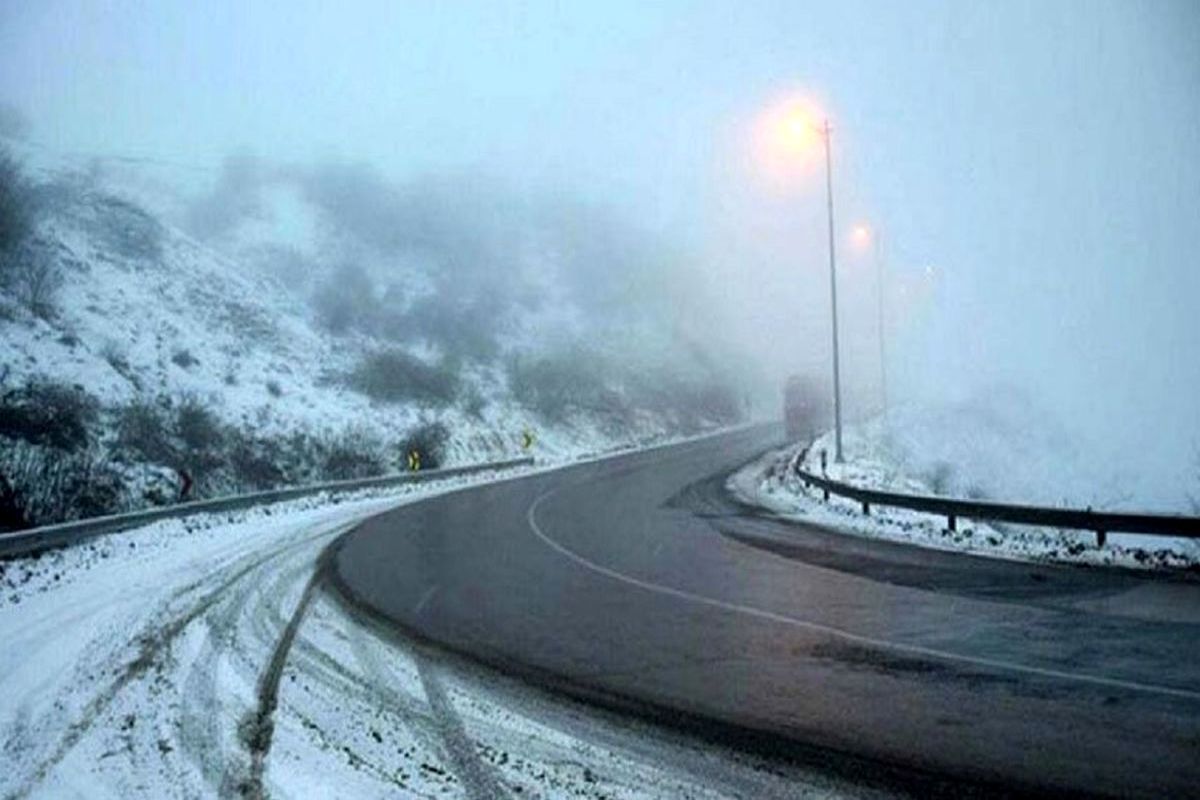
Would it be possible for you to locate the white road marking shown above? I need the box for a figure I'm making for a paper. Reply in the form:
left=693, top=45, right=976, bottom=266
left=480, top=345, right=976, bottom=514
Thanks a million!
left=526, top=489, right=1200, bottom=702
left=414, top=585, right=439, bottom=616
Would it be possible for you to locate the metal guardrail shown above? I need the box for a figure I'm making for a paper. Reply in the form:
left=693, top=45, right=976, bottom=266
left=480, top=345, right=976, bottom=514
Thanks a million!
left=792, top=453, right=1200, bottom=548
left=0, top=456, right=535, bottom=561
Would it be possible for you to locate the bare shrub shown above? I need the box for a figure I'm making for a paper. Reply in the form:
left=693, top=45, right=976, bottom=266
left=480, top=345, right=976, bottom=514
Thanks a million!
left=926, top=461, right=955, bottom=495
left=506, top=350, right=623, bottom=424
left=312, top=263, right=376, bottom=335
left=8, top=246, right=62, bottom=318
left=461, top=385, right=486, bottom=419
left=346, top=349, right=459, bottom=407
left=115, top=399, right=177, bottom=466
left=397, top=421, right=450, bottom=470
left=0, top=150, right=58, bottom=316
left=0, top=379, right=98, bottom=451
left=0, top=441, right=124, bottom=529
left=0, top=149, right=33, bottom=257
left=228, top=432, right=286, bottom=490
left=322, top=429, right=385, bottom=480
left=90, top=195, right=164, bottom=262
left=176, top=398, right=224, bottom=467
left=171, top=348, right=199, bottom=369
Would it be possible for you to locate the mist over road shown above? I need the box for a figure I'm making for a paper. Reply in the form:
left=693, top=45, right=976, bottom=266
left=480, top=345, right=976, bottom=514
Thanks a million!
left=335, top=426, right=1200, bottom=798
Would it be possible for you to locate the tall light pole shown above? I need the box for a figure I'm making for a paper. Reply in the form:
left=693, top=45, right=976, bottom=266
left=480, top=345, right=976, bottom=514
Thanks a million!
left=763, top=99, right=845, bottom=461
left=820, top=119, right=844, bottom=463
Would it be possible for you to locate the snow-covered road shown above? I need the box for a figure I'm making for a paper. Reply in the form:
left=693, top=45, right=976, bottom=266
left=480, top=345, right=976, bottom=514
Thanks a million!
left=0, top=469, right=875, bottom=800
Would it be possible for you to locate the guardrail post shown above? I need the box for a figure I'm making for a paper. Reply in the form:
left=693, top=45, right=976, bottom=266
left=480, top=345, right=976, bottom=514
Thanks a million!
left=947, top=514, right=957, bottom=532
left=862, top=501, right=870, bottom=515
left=823, top=487, right=830, bottom=501
left=1096, top=530, right=1107, bottom=548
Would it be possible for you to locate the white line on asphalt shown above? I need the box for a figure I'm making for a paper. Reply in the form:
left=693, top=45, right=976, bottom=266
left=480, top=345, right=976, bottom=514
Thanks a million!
left=414, top=585, right=439, bottom=616
left=526, top=489, right=1200, bottom=702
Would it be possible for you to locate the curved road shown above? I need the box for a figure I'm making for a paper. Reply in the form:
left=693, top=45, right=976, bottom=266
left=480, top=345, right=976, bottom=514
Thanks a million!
left=333, top=426, right=1200, bottom=798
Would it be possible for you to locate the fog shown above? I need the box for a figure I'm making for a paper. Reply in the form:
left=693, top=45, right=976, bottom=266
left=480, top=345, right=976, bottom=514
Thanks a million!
left=2, top=1, right=1198, bottom=502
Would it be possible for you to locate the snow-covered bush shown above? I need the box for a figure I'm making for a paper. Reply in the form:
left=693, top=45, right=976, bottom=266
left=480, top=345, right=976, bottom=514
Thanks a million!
left=170, top=348, right=199, bottom=369
left=228, top=433, right=287, bottom=490
left=345, top=348, right=459, bottom=407
left=0, top=440, right=124, bottom=530
left=0, top=149, right=32, bottom=258
left=506, top=349, right=623, bottom=424
left=0, top=379, right=98, bottom=451
left=396, top=420, right=450, bottom=470
left=115, top=399, right=177, bottom=467
left=86, top=194, right=164, bottom=264
left=0, top=150, right=60, bottom=317
left=312, top=262, right=378, bottom=335
left=321, top=428, right=385, bottom=480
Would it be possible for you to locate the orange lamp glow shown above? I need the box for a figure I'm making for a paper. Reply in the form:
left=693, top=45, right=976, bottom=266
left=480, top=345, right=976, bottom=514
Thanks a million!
left=750, top=95, right=827, bottom=189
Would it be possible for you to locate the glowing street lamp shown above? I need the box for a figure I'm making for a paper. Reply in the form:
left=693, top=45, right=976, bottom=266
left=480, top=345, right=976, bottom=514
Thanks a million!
left=776, top=104, right=844, bottom=462
left=852, top=223, right=888, bottom=421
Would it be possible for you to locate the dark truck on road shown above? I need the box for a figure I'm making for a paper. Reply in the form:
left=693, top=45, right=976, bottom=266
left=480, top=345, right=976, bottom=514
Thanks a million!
left=783, top=374, right=829, bottom=441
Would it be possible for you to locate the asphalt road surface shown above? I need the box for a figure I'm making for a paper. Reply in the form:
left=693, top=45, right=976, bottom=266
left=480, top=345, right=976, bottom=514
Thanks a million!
left=332, top=426, right=1200, bottom=798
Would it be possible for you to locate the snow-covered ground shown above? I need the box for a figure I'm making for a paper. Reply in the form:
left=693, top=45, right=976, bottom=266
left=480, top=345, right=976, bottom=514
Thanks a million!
left=0, top=139, right=637, bottom=465
left=0, top=458, right=876, bottom=800
left=731, top=407, right=1200, bottom=571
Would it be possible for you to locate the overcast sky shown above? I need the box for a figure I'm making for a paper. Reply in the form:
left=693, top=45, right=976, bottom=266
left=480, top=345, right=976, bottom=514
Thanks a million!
left=3, top=0, right=1198, bottom=490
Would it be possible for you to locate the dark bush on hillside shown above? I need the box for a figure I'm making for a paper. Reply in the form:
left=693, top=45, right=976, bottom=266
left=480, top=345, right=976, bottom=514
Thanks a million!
left=398, top=295, right=501, bottom=364
left=322, top=429, right=385, bottom=480
left=682, top=381, right=742, bottom=425
left=116, top=396, right=230, bottom=486
left=346, top=349, right=459, bottom=407
left=0, top=149, right=33, bottom=258
left=0, top=441, right=124, bottom=530
left=0, top=150, right=60, bottom=316
left=171, top=349, right=199, bottom=369
left=175, top=398, right=225, bottom=471
left=8, top=245, right=62, bottom=318
left=115, top=400, right=177, bottom=466
left=461, top=385, right=486, bottom=419
left=91, top=195, right=164, bottom=262
left=312, top=263, right=377, bottom=335
left=0, top=380, right=98, bottom=451
left=625, top=372, right=744, bottom=433
left=229, top=435, right=286, bottom=490
left=397, top=421, right=450, bottom=470
left=506, top=351, right=625, bottom=424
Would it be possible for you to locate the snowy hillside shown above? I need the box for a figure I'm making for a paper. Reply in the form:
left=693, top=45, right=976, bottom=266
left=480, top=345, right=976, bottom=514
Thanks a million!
left=810, top=390, right=1196, bottom=514
left=0, top=141, right=744, bottom=529
left=732, top=392, right=1200, bottom=570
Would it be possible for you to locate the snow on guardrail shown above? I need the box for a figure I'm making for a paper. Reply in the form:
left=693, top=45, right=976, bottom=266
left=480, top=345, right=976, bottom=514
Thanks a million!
left=0, top=456, right=535, bottom=560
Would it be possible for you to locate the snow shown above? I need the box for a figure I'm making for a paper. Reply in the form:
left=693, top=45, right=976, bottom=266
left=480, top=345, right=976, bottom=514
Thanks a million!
left=730, top=409, right=1200, bottom=571
left=0, top=452, right=865, bottom=799
left=0, top=135, right=733, bottom=499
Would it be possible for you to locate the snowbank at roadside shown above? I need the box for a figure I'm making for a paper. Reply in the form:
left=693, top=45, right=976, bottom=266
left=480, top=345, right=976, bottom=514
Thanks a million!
left=730, top=412, right=1200, bottom=571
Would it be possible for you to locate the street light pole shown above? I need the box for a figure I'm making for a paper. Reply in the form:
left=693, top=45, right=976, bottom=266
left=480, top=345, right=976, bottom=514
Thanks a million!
left=821, top=118, right=844, bottom=462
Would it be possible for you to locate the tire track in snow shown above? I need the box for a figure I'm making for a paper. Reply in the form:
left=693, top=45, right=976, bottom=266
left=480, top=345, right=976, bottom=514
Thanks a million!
left=414, top=657, right=511, bottom=800
left=2, top=518, right=356, bottom=800
left=236, top=557, right=326, bottom=799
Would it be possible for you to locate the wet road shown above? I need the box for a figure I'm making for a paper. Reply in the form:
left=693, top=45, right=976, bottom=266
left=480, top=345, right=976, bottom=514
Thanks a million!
left=331, top=426, right=1200, bottom=798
